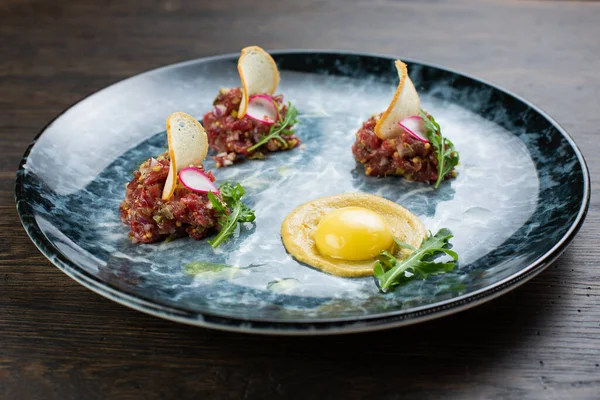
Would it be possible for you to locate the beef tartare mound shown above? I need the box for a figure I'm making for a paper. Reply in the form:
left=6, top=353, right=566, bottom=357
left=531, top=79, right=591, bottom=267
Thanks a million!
left=120, top=153, right=224, bottom=243
left=203, top=87, right=300, bottom=167
left=354, top=59, right=459, bottom=187
left=352, top=113, right=456, bottom=183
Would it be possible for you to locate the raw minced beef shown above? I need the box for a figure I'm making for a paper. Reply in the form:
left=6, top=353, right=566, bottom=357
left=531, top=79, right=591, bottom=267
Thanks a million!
left=202, top=87, right=300, bottom=167
left=119, top=152, right=224, bottom=243
left=352, top=113, right=455, bottom=183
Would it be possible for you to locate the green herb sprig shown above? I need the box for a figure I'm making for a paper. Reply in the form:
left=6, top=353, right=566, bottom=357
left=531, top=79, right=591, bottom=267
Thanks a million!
left=420, top=110, right=459, bottom=188
left=374, top=228, right=458, bottom=292
left=207, top=182, right=255, bottom=248
left=247, top=101, right=298, bottom=152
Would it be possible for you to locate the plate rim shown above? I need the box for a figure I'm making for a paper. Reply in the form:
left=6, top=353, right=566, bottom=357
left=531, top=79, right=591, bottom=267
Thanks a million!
left=14, top=49, right=591, bottom=334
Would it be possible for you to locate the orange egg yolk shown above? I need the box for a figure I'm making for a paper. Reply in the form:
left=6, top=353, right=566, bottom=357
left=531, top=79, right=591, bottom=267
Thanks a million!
left=313, top=206, right=394, bottom=261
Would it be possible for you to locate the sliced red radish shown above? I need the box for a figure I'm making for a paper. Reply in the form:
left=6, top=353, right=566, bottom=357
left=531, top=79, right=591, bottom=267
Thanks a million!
left=398, top=116, right=429, bottom=143
left=245, top=94, right=278, bottom=125
left=178, top=167, right=219, bottom=194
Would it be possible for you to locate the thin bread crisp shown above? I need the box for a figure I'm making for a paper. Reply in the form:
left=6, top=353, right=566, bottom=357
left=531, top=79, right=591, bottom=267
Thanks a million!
left=162, top=112, right=209, bottom=200
left=237, top=46, right=280, bottom=118
left=374, top=60, right=420, bottom=139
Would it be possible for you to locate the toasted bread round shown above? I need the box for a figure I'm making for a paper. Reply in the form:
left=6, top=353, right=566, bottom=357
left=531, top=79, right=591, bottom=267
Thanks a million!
left=374, top=60, right=421, bottom=140
left=237, top=46, right=280, bottom=119
left=161, top=112, right=209, bottom=200
left=281, top=193, right=426, bottom=277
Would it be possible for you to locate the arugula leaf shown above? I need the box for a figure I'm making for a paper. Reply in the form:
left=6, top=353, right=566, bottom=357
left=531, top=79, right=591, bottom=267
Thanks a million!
left=419, top=110, right=459, bottom=189
left=207, top=182, right=256, bottom=248
left=374, top=228, right=458, bottom=292
left=247, top=101, right=298, bottom=152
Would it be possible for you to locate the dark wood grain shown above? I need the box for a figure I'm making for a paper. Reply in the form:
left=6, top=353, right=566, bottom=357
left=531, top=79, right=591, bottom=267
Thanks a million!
left=1, top=0, right=599, bottom=399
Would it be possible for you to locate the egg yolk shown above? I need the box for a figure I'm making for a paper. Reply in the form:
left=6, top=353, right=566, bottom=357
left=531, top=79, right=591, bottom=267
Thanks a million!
left=313, top=207, right=394, bottom=261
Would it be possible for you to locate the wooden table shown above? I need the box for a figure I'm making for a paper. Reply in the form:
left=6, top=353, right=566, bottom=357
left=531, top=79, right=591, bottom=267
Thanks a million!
left=2, top=0, right=599, bottom=398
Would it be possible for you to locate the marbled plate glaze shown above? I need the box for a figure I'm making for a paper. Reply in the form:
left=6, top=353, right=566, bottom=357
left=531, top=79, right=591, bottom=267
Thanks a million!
left=15, top=51, right=589, bottom=334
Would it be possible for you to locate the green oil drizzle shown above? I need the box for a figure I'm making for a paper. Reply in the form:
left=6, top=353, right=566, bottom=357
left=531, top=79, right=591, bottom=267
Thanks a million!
left=184, top=261, right=232, bottom=276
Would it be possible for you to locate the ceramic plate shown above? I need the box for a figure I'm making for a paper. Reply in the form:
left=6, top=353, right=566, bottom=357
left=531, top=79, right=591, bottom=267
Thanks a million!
left=15, top=51, right=590, bottom=334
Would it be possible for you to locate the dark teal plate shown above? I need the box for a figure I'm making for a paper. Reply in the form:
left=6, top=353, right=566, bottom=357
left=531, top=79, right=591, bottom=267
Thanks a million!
left=15, top=51, right=590, bottom=334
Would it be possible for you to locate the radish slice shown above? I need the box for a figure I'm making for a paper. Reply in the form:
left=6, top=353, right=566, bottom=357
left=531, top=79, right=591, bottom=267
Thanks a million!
left=178, top=167, right=219, bottom=194
left=245, top=94, right=278, bottom=125
left=398, top=116, right=429, bottom=143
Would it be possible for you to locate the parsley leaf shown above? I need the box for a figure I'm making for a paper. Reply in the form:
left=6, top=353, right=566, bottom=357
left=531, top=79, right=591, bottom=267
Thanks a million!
left=207, top=182, right=255, bottom=248
left=419, top=110, right=459, bottom=189
left=247, top=101, right=298, bottom=152
left=373, top=228, right=458, bottom=292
